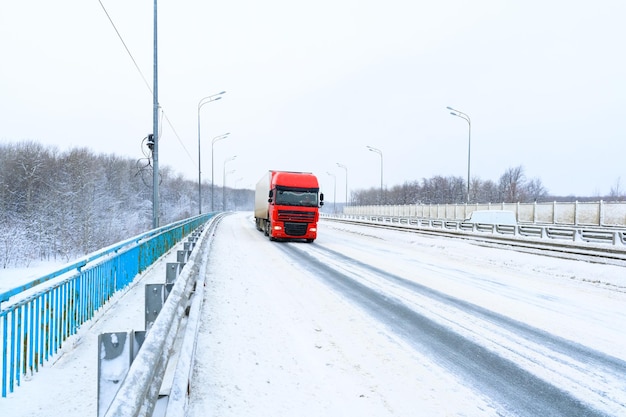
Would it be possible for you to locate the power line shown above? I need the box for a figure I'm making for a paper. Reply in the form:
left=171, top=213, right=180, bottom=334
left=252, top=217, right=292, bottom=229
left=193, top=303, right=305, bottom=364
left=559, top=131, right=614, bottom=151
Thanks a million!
left=97, top=0, right=196, bottom=168
left=162, top=111, right=195, bottom=164
left=97, top=0, right=152, bottom=94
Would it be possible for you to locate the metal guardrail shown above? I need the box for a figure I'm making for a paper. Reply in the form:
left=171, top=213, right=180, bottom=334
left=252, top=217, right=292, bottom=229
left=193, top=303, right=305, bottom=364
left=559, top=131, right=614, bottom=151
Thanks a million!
left=328, top=214, right=626, bottom=247
left=103, top=213, right=224, bottom=417
left=0, top=213, right=215, bottom=398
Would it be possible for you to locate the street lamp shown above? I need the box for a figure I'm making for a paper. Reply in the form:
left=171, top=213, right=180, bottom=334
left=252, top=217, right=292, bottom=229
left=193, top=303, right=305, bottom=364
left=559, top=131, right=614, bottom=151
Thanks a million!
left=223, top=169, right=236, bottom=211
left=447, top=106, right=471, bottom=203
left=326, top=172, right=336, bottom=214
left=366, top=145, right=383, bottom=204
left=234, top=177, right=243, bottom=210
left=211, top=133, right=230, bottom=211
left=197, top=91, right=226, bottom=214
left=337, top=163, right=348, bottom=207
left=223, top=156, right=237, bottom=210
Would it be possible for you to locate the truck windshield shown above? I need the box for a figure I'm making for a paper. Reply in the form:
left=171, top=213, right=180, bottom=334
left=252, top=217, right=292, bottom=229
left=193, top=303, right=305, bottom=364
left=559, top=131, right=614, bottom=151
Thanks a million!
left=275, top=188, right=318, bottom=207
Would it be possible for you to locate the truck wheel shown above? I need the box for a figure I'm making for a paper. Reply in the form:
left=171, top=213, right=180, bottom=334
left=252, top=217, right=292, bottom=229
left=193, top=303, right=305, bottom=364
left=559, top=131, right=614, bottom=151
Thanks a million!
left=267, top=221, right=277, bottom=241
left=263, top=220, right=269, bottom=236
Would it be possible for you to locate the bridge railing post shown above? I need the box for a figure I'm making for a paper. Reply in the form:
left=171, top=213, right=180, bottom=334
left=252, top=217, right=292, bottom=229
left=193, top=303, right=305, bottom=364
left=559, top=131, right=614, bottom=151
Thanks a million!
left=97, top=330, right=145, bottom=417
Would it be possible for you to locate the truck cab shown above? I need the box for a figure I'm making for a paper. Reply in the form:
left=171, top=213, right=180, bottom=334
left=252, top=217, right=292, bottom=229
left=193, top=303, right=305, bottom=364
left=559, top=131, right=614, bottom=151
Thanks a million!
left=255, top=171, right=324, bottom=242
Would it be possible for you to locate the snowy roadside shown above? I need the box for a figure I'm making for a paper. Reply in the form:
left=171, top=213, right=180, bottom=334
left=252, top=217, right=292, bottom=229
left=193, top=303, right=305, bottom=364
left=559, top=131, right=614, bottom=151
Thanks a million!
left=1, top=241, right=188, bottom=417
left=0, top=261, right=66, bottom=294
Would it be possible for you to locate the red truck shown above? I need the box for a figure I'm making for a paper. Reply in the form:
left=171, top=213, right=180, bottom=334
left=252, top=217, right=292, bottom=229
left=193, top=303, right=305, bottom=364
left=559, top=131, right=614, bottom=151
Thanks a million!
left=254, top=170, right=324, bottom=242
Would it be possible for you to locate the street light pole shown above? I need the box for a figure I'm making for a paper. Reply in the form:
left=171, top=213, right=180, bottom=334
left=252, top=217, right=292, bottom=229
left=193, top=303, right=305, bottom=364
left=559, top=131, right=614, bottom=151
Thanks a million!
left=223, top=156, right=237, bottom=211
left=326, top=172, right=336, bottom=214
left=197, top=91, right=226, bottom=214
left=366, top=146, right=383, bottom=204
left=234, top=177, right=243, bottom=210
left=152, top=0, right=159, bottom=228
left=337, top=162, right=348, bottom=207
left=211, top=133, right=230, bottom=211
left=447, top=106, right=471, bottom=203
left=223, top=169, right=236, bottom=211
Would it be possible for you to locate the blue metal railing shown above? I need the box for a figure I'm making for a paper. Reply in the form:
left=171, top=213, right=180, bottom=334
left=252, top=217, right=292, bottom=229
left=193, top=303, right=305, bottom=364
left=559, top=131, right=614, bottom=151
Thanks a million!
left=0, top=213, right=215, bottom=398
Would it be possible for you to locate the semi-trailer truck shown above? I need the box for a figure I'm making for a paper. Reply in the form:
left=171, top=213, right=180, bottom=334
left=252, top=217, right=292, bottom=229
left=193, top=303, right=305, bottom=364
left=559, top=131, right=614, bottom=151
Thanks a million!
left=254, top=170, right=324, bottom=242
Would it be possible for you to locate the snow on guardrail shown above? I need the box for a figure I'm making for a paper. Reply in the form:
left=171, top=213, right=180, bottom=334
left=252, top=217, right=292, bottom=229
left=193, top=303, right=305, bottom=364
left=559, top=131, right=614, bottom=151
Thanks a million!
left=323, top=214, right=626, bottom=247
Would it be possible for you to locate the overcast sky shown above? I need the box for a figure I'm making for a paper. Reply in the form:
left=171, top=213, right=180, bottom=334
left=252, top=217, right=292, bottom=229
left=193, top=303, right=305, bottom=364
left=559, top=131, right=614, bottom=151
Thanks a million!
left=1, top=1, right=625, bottom=199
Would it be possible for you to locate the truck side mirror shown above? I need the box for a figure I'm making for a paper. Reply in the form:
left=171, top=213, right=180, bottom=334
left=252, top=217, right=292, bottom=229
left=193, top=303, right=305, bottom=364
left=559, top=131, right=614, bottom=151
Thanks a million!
left=268, top=190, right=273, bottom=203
left=319, top=193, right=324, bottom=206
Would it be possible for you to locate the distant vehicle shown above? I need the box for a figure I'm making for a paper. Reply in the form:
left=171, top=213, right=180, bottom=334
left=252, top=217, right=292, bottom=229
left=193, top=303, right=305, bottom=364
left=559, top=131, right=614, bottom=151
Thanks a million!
left=465, top=210, right=517, bottom=226
left=254, top=170, right=324, bottom=242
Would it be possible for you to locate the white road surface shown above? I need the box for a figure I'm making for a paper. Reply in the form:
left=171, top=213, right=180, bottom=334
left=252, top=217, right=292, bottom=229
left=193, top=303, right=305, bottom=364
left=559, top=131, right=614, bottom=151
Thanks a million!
left=189, top=213, right=626, bottom=416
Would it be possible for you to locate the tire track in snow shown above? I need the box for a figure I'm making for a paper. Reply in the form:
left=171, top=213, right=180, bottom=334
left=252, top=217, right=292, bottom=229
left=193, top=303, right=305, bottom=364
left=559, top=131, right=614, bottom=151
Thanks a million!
left=276, top=242, right=623, bottom=416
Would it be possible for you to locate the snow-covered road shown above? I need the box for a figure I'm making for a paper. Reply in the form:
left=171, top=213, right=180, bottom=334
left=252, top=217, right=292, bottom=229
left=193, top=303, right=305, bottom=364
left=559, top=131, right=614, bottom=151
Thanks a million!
left=188, top=212, right=626, bottom=416
left=3, top=211, right=626, bottom=416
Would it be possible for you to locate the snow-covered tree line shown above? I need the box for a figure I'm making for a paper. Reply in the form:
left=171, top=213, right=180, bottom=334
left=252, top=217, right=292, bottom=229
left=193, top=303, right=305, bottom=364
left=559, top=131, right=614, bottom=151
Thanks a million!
left=350, top=165, right=549, bottom=206
left=0, top=141, right=253, bottom=268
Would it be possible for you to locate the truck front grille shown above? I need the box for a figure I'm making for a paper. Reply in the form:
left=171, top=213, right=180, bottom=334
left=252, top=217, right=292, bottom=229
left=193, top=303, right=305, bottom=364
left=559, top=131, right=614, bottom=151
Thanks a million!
left=277, top=210, right=315, bottom=222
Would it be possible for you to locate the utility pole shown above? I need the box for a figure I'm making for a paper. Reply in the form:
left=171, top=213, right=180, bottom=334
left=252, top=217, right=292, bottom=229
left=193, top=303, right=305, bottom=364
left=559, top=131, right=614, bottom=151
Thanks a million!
left=152, top=0, right=159, bottom=228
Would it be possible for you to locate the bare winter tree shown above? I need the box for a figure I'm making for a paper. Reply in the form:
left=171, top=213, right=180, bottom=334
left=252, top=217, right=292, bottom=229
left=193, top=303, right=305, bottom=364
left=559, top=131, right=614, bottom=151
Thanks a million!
left=0, top=141, right=254, bottom=266
left=609, top=177, right=624, bottom=201
left=525, top=177, right=549, bottom=202
left=421, top=176, right=465, bottom=204
left=388, top=180, right=421, bottom=204
left=2, top=140, right=620, bottom=266
left=349, top=166, right=547, bottom=205
left=351, top=187, right=380, bottom=205
left=499, top=165, right=526, bottom=203
left=472, top=178, right=500, bottom=203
